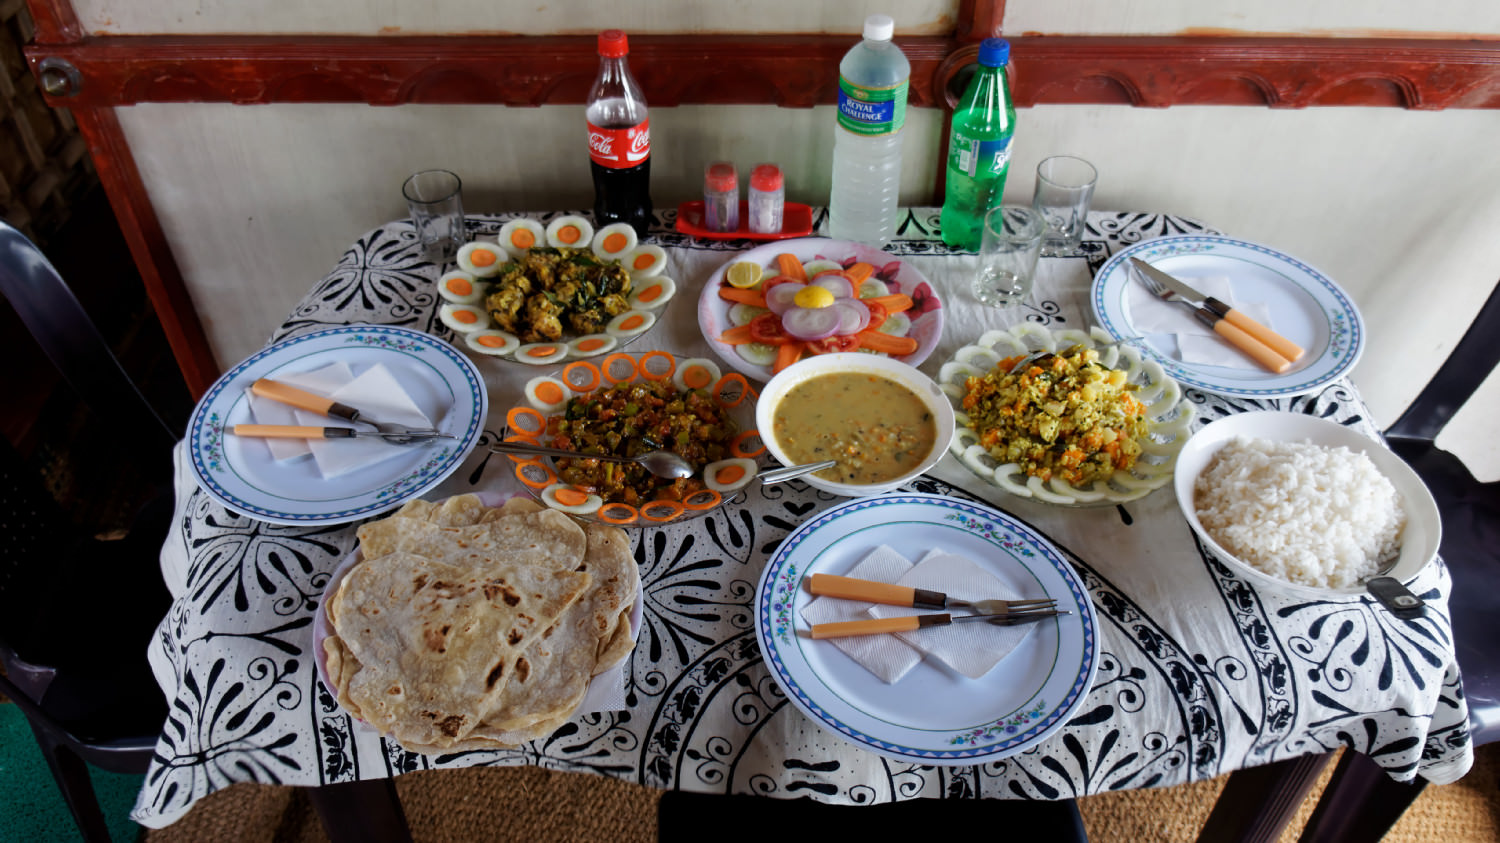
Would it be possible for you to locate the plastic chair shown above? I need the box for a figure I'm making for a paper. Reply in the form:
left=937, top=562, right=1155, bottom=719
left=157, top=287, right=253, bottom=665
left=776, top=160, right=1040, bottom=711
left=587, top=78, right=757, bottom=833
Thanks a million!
left=1194, top=282, right=1500, bottom=843
left=0, top=219, right=179, bottom=841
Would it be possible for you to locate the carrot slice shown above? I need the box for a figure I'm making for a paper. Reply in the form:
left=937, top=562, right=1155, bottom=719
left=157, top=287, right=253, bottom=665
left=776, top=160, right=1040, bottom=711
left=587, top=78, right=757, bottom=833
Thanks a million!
left=857, top=330, right=918, bottom=356
left=641, top=500, right=686, bottom=522
left=729, top=431, right=767, bottom=459
left=682, top=489, right=724, bottom=510
left=773, top=340, right=805, bottom=373
left=865, top=293, right=913, bottom=313
left=776, top=253, right=807, bottom=281
left=553, top=486, right=593, bottom=507
left=717, top=324, right=756, bottom=345
left=844, top=262, right=876, bottom=283
left=506, top=406, right=546, bottom=435
left=563, top=361, right=601, bottom=393
left=639, top=350, right=676, bottom=381
left=718, top=286, right=767, bottom=308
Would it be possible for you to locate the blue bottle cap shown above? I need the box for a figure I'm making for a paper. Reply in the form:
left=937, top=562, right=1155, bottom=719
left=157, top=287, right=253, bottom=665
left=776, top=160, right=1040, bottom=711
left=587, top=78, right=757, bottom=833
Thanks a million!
left=978, top=38, right=1010, bottom=67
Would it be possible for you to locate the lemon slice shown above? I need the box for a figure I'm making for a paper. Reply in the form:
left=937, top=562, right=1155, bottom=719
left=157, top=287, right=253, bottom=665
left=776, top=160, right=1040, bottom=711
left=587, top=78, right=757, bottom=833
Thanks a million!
left=725, top=261, right=764, bottom=288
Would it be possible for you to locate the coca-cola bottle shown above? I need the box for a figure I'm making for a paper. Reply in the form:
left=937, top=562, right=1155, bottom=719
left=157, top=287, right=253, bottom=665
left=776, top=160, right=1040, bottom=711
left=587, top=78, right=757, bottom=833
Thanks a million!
left=587, top=30, right=652, bottom=237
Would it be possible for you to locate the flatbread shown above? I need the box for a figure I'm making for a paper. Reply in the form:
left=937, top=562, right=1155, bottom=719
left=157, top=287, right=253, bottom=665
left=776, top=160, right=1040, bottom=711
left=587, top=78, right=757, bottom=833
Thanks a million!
left=356, top=508, right=587, bottom=569
left=331, top=550, right=591, bottom=748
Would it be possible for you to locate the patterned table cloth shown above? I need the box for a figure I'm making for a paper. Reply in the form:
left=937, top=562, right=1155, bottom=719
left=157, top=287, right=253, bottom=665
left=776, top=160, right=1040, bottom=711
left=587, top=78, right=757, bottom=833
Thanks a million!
left=133, top=208, right=1473, bottom=828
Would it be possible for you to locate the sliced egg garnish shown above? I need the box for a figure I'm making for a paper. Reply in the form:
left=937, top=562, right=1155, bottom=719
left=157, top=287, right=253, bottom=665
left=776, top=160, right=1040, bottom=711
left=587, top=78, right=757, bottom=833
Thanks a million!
left=591, top=222, right=638, bottom=261
left=437, top=270, right=485, bottom=304
left=546, top=215, right=595, bottom=250
left=627, top=275, right=676, bottom=310
left=497, top=218, right=546, bottom=258
left=523, top=375, right=572, bottom=414
left=439, top=303, right=490, bottom=334
left=703, top=458, right=758, bottom=493
left=513, top=342, right=570, bottom=366
left=672, top=357, right=721, bottom=393
left=540, top=483, right=604, bottom=516
left=465, top=329, right=520, bottom=356
left=604, top=309, right=656, bottom=339
left=622, top=244, right=668, bottom=278
left=567, top=333, right=618, bottom=358
left=456, top=241, right=506, bottom=278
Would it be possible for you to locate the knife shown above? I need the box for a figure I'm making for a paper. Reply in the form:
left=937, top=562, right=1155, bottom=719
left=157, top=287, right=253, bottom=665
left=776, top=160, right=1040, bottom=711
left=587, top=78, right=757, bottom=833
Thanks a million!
left=231, top=424, right=452, bottom=441
left=251, top=378, right=444, bottom=438
left=807, top=573, right=1056, bottom=616
left=1129, top=258, right=1305, bottom=363
left=809, top=610, right=1070, bottom=639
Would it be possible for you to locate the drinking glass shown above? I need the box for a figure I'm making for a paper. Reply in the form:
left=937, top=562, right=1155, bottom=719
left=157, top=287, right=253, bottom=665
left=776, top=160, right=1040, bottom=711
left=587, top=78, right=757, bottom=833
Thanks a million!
left=402, top=169, right=465, bottom=264
left=974, top=205, right=1044, bottom=308
left=1032, top=155, right=1097, bottom=256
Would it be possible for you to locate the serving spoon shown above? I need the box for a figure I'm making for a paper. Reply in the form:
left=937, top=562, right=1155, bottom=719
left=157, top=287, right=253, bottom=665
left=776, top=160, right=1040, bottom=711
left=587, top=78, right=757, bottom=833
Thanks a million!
left=488, top=441, right=696, bottom=479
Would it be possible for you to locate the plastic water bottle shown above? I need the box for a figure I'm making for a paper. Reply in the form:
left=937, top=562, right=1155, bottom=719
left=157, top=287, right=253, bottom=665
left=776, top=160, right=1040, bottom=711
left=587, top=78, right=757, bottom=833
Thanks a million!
left=940, top=38, right=1016, bottom=251
left=828, top=14, right=910, bottom=246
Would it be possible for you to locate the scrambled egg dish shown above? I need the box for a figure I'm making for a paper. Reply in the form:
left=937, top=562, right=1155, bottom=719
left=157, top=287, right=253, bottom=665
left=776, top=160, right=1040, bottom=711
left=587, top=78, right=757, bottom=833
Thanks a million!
left=962, top=345, right=1148, bottom=485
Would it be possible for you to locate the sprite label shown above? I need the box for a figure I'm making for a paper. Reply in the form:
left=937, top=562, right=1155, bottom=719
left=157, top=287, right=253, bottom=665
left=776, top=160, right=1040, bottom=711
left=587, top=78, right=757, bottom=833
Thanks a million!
left=837, top=77, right=908, bottom=137
left=950, top=134, right=1013, bottom=178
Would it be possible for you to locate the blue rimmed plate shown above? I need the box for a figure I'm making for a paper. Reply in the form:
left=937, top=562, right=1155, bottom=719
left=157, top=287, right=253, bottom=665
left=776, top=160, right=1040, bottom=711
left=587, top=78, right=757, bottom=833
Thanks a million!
left=1092, top=235, right=1364, bottom=398
left=754, top=493, right=1099, bottom=765
left=187, top=324, right=487, bottom=525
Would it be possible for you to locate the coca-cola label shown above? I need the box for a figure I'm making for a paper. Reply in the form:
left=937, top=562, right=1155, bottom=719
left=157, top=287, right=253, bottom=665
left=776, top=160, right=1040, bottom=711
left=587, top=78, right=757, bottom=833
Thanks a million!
left=588, top=119, right=651, bottom=168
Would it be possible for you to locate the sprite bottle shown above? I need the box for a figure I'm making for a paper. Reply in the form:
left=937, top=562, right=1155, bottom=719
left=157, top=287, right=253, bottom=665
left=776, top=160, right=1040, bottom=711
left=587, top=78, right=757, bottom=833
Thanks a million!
left=939, top=39, right=1015, bottom=251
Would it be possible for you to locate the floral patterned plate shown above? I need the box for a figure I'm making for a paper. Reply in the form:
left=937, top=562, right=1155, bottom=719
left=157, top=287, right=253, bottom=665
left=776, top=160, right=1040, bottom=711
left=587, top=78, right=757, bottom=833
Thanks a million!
left=1092, top=235, right=1364, bottom=398
left=696, top=237, right=944, bottom=381
left=187, top=324, right=487, bottom=525
left=753, top=493, right=1099, bottom=765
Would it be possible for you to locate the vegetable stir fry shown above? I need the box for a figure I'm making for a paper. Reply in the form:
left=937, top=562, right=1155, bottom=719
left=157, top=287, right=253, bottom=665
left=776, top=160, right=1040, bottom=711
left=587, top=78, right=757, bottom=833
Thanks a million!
left=548, top=380, right=739, bottom=504
left=485, top=247, right=632, bottom=343
left=962, top=345, right=1148, bottom=485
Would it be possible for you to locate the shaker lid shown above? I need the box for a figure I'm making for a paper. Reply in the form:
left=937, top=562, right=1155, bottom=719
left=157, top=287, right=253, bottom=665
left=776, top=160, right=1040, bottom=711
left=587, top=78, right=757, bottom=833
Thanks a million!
left=705, top=162, right=739, bottom=191
left=598, top=30, right=629, bottom=57
left=750, top=164, right=784, bottom=192
left=978, top=38, right=1010, bottom=67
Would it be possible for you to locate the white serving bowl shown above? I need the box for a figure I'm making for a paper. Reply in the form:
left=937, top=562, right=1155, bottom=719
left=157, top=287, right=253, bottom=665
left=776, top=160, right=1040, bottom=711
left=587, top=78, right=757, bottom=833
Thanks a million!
left=755, top=353, right=956, bottom=497
left=1172, top=411, right=1441, bottom=600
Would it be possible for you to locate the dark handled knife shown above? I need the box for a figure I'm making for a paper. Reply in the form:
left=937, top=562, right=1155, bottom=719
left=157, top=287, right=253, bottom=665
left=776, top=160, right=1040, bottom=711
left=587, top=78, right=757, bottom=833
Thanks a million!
left=1129, top=258, right=1305, bottom=362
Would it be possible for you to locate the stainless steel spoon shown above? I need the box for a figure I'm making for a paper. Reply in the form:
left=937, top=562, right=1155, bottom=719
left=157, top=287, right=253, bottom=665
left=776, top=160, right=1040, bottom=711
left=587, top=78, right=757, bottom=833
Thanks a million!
left=488, top=441, right=695, bottom=479
left=759, top=460, right=838, bottom=485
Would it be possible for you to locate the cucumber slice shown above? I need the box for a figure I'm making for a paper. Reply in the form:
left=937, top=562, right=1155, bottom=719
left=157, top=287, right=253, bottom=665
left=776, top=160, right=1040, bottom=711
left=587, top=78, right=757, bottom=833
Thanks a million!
left=880, top=311, right=912, bottom=335
left=736, top=342, right=778, bottom=367
left=858, top=279, right=890, bottom=298
left=801, top=259, right=843, bottom=277
left=729, top=303, right=769, bottom=326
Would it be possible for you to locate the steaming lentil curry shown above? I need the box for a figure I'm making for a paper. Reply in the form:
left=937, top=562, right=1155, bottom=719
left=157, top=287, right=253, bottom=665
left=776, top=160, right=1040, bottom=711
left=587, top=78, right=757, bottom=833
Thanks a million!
left=772, top=372, right=938, bottom=485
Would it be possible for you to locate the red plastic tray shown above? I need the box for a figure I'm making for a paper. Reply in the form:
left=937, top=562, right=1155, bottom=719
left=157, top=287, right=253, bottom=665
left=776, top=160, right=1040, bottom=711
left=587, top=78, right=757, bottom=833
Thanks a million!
left=674, top=200, right=815, bottom=241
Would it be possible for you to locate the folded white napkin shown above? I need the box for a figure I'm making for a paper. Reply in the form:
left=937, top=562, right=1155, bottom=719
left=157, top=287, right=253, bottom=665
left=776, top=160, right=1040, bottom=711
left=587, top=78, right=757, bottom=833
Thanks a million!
left=1127, top=274, right=1277, bottom=369
left=246, top=363, right=434, bottom=480
left=799, top=545, right=924, bottom=684
left=247, top=362, right=352, bottom=462
left=869, top=551, right=1041, bottom=680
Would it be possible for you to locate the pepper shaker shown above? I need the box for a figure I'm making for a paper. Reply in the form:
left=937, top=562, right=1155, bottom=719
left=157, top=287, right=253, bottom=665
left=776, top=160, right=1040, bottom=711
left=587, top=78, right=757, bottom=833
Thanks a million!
left=703, top=162, right=739, bottom=232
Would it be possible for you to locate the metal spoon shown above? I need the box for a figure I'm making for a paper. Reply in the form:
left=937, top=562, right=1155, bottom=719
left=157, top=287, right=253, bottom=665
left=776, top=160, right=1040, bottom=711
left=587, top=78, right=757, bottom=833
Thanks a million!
left=488, top=441, right=695, bottom=479
left=759, top=460, right=838, bottom=485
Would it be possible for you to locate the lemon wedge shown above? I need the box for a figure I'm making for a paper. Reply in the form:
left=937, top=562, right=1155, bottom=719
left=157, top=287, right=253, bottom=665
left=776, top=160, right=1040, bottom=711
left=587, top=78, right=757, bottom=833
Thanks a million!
left=793, top=285, right=836, bottom=309
left=726, top=261, right=764, bottom=288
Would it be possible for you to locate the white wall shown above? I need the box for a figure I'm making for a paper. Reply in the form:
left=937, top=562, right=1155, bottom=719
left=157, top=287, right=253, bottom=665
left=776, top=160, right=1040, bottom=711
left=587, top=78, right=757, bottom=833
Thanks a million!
left=97, top=2, right=1500, bottom=478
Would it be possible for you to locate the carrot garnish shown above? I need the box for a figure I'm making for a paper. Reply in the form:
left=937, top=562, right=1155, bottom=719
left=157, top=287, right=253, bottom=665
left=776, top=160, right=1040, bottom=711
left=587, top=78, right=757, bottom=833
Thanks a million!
left=773, top=340, right=805, bottom=373
left=776, top=253, right=807, bottom=281
left=718, top=286, right=767, bottom=308
left=718, top=324, right=756, bottom=345
left=844, top=262, right=875, bottom=283
left=865, top=293, right=913, bottom=313
left=856, top=330, right=918, bottom=356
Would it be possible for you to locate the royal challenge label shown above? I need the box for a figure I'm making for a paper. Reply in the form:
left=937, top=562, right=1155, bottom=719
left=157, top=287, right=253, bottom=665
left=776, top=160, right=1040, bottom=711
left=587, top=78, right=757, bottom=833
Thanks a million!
left=837, top=78, right=909, bottom=137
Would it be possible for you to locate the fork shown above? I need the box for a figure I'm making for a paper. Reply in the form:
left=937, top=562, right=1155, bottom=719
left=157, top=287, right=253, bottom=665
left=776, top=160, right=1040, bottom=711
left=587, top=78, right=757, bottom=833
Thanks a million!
left=807, top=573, right=1057, bottom=616
left=1129, top=265, right=1290, bottom=373
left=1006, top=336, right=1148, bottom=374
left=810, top=608, right=1070, bottom=639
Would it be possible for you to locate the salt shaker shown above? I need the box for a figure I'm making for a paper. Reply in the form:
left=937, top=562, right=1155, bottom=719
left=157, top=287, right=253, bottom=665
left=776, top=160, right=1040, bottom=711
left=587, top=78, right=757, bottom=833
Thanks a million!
left=748, top=163, right=785, bottom=234
left=703, top=162, right=739, bottom=232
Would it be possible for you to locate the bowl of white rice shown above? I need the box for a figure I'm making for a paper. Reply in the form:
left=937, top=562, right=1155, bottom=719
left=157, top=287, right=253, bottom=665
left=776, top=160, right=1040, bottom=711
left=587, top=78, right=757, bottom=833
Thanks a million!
left=1172, top=411, right=1440, bottom=599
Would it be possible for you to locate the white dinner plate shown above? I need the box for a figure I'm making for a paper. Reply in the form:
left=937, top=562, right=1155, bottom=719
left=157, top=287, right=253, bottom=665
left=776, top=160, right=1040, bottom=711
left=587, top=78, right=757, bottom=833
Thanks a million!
left=696, top=237, right=945, bottom=381
left=187, top=324, right=487, bottom=525
left=754, top=493, right=1100, bottom=765
left=1091, top=235, right=1365, bottom=398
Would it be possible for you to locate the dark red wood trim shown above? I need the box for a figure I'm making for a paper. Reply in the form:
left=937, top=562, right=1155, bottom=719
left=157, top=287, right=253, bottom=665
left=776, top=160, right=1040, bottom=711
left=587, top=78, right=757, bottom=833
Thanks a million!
left=25, top=34, right=1500, bottom=111
left=957, top=0, right=1007, bottom=43
left=22, top=0, right=83, bottom=44
left=71, top=107, right=219, bottom=397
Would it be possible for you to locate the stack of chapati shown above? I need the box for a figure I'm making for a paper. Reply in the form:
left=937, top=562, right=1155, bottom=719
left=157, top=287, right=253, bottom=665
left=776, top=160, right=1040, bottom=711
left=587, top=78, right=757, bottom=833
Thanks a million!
left=322, top=494, right=638, bottom=753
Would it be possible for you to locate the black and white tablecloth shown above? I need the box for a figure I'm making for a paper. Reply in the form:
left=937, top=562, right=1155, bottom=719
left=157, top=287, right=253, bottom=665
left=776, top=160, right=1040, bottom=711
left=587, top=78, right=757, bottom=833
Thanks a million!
left=134, top=208, right=1473, bottom=828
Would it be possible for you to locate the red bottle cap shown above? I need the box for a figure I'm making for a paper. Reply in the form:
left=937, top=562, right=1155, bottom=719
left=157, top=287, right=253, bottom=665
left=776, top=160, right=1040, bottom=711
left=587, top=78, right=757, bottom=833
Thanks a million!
left=750, top=164, right=784, bottom=191
left=598, top=30, right=628, bottom=58
left=705, top=162, right=738, bottom=191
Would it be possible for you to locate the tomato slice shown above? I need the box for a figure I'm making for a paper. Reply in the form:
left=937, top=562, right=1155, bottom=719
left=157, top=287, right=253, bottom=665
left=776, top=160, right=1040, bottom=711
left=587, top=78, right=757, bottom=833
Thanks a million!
left=806, top=334, right=862, bottom=354
left=747, top=312, right=795, bottom=345
left=863, top=299, right=889, bottom=330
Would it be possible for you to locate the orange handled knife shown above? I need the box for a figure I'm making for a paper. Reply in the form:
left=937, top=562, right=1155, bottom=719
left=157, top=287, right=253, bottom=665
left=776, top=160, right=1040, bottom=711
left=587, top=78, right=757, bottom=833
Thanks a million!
left=1129, top=258, right=1305, bottom=366
left=807, top=573, right=1057, bottom=615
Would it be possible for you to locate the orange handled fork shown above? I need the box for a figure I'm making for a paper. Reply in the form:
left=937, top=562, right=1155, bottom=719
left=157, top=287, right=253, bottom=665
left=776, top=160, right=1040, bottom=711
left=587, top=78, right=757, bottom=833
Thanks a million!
left=807, top=573, right=1057, bottom=616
